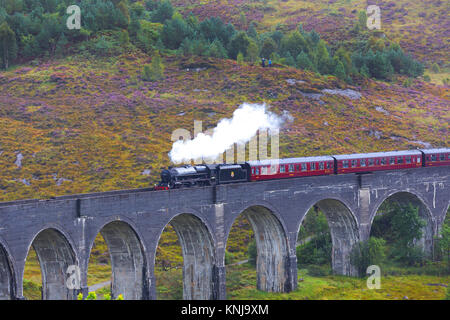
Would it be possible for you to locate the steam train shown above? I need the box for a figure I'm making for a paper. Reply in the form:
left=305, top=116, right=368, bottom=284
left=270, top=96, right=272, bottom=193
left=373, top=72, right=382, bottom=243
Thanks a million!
left=154, top=148, right=450, bottom=190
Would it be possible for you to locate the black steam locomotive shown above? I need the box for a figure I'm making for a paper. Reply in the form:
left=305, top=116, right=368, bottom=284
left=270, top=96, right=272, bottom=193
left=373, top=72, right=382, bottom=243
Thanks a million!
left=155, top=163, right=250, bottom=190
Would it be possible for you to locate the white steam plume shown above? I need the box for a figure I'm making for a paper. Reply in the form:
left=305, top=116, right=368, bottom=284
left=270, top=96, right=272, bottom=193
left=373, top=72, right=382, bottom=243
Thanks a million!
left=169, top=103, right=291, bottom=164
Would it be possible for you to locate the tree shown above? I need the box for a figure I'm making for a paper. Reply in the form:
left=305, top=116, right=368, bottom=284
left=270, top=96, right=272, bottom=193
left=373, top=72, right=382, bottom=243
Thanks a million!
left=247, top=22, right=258, bottom=39
left=350, top=237, right=386, bottom=277
left=151, top=0, right=173, bottom=23
left=228, top=31, right=250, bottom=59
left=431, top=63, right=441, bottom=73
left=260, top=37, right=277, bottom=59
left=389, top=203, right=426, bottom=264
left=116, top=0, right=130, bottom=25
left=0, top=21, right=17, bottom=69
left=280, top=30, right=307, bottom=60
left=246, top=39, right=259, bottom=63
left=316, top=39, right=330, bottom=74
left=436, top=222, right=450, bottom=271
left=207, top=39, right=227, bottom=58
left=161, top=15, right=192, bottom=49
left=334, top=60, right=346, bottom=80
left=247, top=239, right=257, bottom=267
left=335, top=46, right=352, bottom=75
left=296, top=51, right=314, bottom=71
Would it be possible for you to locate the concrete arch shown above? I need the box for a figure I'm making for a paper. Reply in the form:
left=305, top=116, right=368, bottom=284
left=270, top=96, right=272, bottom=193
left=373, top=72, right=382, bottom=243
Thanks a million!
left=369, top=190, right=435, bottom=256
left=226, top=204, right=290, bottom=292
left=297, top=198, right=360, bottom=276
left=0, top=238, right=15, bottom=300
left=88, top=220, right=147, bottom=300
left=439, top=202, right=450, bottom=232
left=155, top=212, right=216, bottom=300
left=26, top=227, right=77, bottom=300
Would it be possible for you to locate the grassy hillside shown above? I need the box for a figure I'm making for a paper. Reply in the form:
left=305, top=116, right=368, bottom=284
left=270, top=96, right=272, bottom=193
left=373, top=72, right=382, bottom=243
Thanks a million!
left=0, top=52, right=448, bottom=201
left=173, top=0, right=449, bottom=66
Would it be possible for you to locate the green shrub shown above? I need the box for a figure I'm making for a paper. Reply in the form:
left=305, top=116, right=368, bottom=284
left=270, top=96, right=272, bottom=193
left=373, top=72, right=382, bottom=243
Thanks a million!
left=247, top=239, right=257, bottom=267
left=306, top=264, right=331, bottom=277
left=225, top=250, right=235, bottom=265
left=237, top=51, right=244, bottom=65
left=86, top=291, right=97, bottom=300
left=403, top=78, right=413, bottom=87
left=142, top=52, right=165, bottom=81
left=296, top=233, right=332, bottom=267
left=350, top=237, right=386, bottom=277
left=431, top=63, right=441, bottom=73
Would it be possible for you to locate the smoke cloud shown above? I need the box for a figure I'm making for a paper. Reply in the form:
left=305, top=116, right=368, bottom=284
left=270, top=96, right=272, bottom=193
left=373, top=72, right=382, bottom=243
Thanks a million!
left=169, top=103, right=291, bottom=164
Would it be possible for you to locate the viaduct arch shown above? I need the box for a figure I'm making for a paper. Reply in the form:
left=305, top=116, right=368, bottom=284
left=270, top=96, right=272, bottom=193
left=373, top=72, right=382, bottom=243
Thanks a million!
left=0, top=166, right=447, bottom=299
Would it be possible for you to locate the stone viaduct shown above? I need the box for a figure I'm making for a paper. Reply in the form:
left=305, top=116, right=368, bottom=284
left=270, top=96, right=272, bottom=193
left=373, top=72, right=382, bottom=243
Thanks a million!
left=0, top=166, right=448, bottom=300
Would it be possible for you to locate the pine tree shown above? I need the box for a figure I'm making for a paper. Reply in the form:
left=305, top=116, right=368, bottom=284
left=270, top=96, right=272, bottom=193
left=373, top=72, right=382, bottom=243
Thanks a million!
left=246, top=39, right=259, bottom=63
left=296, top=51, right=314, bottom=71
left=0, top=21, right=17, bottom=69
left=334, top=60, right=346, bottom=81
left=260, top=37, right=277, bottom=59
left=316, top=39, right=330, bottom=74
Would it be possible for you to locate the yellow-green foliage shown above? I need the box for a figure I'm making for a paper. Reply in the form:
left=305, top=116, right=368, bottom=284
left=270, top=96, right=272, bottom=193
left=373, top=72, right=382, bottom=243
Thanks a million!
left=226, top=264, right=449, bottom=300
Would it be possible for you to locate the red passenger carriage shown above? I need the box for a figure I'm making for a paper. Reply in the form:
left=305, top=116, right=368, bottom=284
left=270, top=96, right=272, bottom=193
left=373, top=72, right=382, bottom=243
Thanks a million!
left=333, top=150, right=423, bottom=174
left=422, top=148, right=450, bottom=167
left=248, top=156, right=335, bottom=181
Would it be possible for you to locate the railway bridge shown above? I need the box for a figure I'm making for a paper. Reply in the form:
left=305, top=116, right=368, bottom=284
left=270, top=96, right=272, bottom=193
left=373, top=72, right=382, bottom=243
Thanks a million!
left=0, top=166, right=448, bottom=300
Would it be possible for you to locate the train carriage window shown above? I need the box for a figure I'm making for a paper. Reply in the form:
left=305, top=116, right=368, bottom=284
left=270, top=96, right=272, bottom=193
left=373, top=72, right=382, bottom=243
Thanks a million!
left=280, top=165, right=286, bottom=173
left=440, top=154, right=445, bottom=161
left=288, top=164, right=294, bottom=172
left=255, top=168, right=260, bottom=175
left=325, top=162, right=329, bottom=169
left=311, top=163, right=316, bottom=170
left=296, top=164, right=300, bottom=171
left=431, top=154, right=436, bottom=161
left=361, top=159, right=366, bottom=167
left=319, top=162, right=324, bottom=170
left=390, top=157, right=395, bottom=165
left=417, top=157, right=420, bottom=163
left=261, top=167, right=268, bottom=175
left=381, top=158, right=386, bottom=165
left=398, top=157, right=403, bottom=164
left=368, top=158, right=374, bottom=166
left=343, top=160, right=349, bottom=168
left=351, top=160, right=357, bottom=167
left=406, top=156, right=411, bottom=164
left=252, top=168, right=255, bottom=174
left=270, top=165, right=277, bottom=174
left=301, top=163, right=307, bottom=171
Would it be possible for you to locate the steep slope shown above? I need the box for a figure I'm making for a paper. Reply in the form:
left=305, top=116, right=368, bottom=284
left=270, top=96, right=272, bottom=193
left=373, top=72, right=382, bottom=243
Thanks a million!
left=173, top=0, right=449, bottom=65
left=0, top=52, right=448, bottom=202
